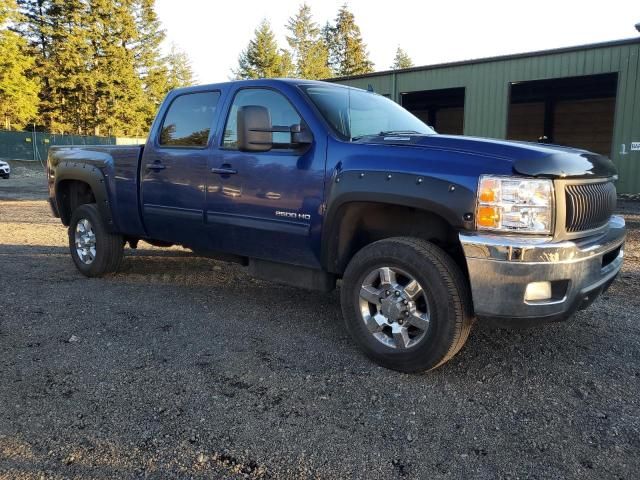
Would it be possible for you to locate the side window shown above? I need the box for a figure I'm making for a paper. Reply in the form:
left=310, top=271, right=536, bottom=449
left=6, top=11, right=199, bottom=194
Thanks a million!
left=159, top=91, right=220, bottom=147
left=223, top=89, right=301, bottom=150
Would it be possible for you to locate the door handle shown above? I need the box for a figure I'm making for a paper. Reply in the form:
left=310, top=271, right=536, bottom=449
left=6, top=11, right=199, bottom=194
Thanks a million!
left=211, top=167, right=238, bottom=175
left=146, top=162, right=166, bottom=171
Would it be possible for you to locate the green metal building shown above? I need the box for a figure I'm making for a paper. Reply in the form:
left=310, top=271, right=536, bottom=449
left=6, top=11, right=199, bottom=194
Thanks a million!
left=330, top=38, right=640, bottom=193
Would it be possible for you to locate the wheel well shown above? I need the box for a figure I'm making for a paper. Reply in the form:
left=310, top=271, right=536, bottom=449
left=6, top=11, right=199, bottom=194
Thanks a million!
left=327, top=202, right=467, bottom=276
left=57, top=180, right=96, bottom=226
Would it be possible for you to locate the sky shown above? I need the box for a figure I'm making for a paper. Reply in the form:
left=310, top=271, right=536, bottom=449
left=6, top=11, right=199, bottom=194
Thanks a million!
left=155, top=0, right=639, bottom=84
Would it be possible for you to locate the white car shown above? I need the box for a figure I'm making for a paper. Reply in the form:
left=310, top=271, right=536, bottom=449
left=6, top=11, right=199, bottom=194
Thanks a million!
left=0, top=160, right=10, bottom=179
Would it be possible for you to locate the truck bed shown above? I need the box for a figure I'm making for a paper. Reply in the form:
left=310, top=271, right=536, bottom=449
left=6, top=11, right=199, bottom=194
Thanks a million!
left=47, top=144, right=147, bottom=237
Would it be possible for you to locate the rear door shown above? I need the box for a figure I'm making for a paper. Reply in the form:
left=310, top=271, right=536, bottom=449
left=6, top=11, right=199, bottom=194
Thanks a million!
left=141, top=91, right=221, bottom=246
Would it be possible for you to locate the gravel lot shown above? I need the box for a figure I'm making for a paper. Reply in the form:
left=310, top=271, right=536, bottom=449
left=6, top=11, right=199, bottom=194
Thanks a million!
left=1, top=165, right=639, bottom=479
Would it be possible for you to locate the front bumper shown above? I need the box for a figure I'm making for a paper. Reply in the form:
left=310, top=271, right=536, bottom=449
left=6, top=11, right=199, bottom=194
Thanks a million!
left=460, top=216, right=625, bottom=326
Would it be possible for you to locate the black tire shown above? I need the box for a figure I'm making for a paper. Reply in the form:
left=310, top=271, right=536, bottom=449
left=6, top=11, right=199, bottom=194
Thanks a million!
left=1, top=174, right=8, bottom=179
left=340, top=237, right=474, bottom=372
left=68, top=203, right=123, bottom=277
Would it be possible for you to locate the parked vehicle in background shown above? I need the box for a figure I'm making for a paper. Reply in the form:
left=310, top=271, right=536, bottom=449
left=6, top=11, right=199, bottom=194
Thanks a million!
left=0, top=160, right=10, bottom=179
left=46, top=79, right=625, bottom=372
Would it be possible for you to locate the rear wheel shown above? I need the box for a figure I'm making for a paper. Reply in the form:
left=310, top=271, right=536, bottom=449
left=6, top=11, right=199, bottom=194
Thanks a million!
left=68, top=204, right=123, bottom=277
left=340, top=237, right=474, bottom=372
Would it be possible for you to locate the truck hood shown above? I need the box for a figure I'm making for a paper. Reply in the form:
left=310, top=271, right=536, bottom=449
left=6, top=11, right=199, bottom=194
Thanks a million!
left=358, top=134, right=618, bottom=179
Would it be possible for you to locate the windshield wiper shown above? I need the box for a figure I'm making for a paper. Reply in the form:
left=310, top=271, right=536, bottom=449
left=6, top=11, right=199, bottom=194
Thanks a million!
left=378, top=130, right=422, bottom=136
left=351, top=130, right=422, bottom=141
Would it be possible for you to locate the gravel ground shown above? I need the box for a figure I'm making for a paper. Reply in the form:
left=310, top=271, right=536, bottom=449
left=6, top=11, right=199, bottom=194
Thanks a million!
left=0, top=161, right=48, bottom=201
left=1, top=168, right=639, bottom=479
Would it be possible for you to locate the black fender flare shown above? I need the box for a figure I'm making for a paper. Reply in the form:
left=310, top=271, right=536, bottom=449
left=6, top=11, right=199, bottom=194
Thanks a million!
left=54, top=161, right=116, bottom=230
left=320, top=170, right=476, bottom=273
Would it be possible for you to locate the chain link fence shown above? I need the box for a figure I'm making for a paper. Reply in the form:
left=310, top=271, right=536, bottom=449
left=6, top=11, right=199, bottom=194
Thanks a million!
left=0, top=130, right=145, bottom=165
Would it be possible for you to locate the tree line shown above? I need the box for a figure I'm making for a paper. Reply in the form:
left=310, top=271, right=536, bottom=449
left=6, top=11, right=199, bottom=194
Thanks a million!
left=0, top=0, right=416, bottom=136
left=235, top=3, right=414, bottom=80
left=0, top=0, right=194, bottom=136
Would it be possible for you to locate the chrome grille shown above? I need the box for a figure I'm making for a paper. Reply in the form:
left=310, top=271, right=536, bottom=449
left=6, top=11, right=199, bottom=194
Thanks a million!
left=565, top=181, right=616, bottom=233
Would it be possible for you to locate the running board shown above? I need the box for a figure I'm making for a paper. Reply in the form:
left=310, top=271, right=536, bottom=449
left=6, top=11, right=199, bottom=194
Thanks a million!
left=248, top=259, right=336, bottom=292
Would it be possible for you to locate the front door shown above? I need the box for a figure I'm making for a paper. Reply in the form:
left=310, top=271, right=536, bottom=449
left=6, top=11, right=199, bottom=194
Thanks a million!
left=205, top=87, right=325, bottom=267
left=141, top=91, right=221, bottom=246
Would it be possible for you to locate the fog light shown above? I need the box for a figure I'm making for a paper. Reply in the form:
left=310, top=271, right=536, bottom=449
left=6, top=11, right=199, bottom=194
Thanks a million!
left=524, top=281, right=552, bottom=302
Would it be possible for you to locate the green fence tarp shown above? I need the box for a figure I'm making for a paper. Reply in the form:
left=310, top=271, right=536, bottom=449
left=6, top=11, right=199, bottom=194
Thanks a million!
left=0, top=130, right=116, bottom=162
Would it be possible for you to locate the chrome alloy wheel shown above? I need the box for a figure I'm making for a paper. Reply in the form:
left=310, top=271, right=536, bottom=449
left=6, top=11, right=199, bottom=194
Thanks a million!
left=75, top=218, right=97, bottom=265
left=358, top=267, right=430, bottom=349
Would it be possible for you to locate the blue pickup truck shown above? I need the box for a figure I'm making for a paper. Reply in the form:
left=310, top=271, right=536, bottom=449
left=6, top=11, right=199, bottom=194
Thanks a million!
left=47, top=79, right=625, bottom=372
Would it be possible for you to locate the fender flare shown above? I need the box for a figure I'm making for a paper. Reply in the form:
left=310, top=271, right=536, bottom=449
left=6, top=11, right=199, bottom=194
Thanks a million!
left=54, top=161, right=117, bottom=230
left=321, top=170, right=476, bottom=273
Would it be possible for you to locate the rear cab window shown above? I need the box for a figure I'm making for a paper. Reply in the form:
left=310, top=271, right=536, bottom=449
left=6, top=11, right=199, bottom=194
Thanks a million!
left=159, top=91, right=221, bottom=147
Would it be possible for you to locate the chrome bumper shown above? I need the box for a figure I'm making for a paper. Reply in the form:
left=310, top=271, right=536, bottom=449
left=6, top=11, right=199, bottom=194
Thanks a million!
left=459, top=216, right=626, bottom=324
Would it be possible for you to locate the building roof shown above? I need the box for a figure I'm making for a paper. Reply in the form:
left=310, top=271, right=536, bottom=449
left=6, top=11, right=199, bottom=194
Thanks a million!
left=330, top=37, right=640, bottom=81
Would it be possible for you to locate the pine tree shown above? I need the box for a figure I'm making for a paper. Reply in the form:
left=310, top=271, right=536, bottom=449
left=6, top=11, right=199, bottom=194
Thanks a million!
left=132, top=0, right=164, bottom=76
left=18, top=0, right=102, bottom=133
left=234, top=20, right=293, bottom=79
left=132, top=0, right=168, bottom=127
left=0, top=0, right=40, bottom=129
left=391, top=46, right=413, bottom=70
left=165, top=44, right=195, bottom=90
left=326, top=4, right=373, bottom=76
left=16, top=0, right=55, bottom=129
left=285, top=3, right=331, bottom=79
left=44, top=0, right=94, bottom=134
left=17, top=0, right=179, bottom=136
left=81, top=0, right=147, bottom=137
left=15, top=0, right=51, bottom=58
left=129, top=1, right=194, bottom=129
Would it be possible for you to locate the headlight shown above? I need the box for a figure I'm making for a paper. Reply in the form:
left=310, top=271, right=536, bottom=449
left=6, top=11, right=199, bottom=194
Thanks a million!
left=476, top=175, right=554, bottom=234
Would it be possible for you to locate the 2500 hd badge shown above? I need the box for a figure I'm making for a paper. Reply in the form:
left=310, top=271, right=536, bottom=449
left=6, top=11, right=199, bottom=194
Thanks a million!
left=275, top=210, right=312, bottom=220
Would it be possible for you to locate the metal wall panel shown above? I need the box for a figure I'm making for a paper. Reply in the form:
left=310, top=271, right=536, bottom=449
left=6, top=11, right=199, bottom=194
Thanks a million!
left=332, top=39, right=640, bottom=192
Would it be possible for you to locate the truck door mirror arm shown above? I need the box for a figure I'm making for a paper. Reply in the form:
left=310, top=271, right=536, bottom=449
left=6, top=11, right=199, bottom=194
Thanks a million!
left=290, top=123, right=313, bottom=147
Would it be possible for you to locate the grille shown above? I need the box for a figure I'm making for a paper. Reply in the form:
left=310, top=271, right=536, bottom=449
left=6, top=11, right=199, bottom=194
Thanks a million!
left=565, top=181, right=616, bottom=233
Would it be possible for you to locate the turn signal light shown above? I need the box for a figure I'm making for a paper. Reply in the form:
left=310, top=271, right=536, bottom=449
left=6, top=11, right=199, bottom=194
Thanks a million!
left=478, top=181, right=498, bottom=202
left=477, top=206, right=500, bottom=228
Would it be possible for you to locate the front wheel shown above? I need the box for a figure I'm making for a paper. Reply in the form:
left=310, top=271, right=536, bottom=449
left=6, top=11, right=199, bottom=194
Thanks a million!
left=340, top=237, right=474, bottom=372
left=68, top=204, right=123, bottom=277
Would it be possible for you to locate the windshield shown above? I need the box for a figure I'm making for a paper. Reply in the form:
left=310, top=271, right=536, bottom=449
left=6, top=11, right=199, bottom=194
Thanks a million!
left=301, top=84, right=435, bottom=140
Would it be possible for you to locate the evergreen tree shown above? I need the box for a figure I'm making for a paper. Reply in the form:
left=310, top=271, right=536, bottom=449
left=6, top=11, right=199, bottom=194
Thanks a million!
left=391, top=46, right=413, bottom=70
left=90, top=0, right=149, bottom=136
left=43, top=0, right=94, bottom=133
left=132, top=0, right=164, bottom=76
left=132, top=0, right=168, bottom=126
left=17, top=0, right=183, bottom=136
left=16, top=0, right=54, bottom=128
left=15, top=0, right=51, bottom=58
left=285, top=3, right=331, bottom=79
left=18, top=0, right=108, bottom=133
left=165, top=44, right=195, bottom=90
left=0, top=0, right=40, bottom=129
left=234, top=20, right=293, bottom=79
left=326, top=4, right=373, bottom=76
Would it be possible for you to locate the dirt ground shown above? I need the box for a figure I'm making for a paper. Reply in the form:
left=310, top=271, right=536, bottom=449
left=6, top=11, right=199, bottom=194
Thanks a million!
left=1, top=166, right=639, bottom=479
